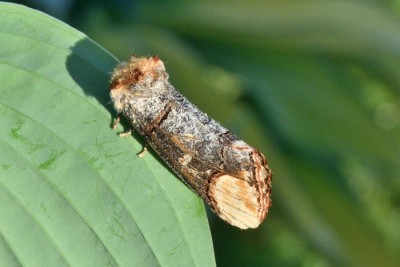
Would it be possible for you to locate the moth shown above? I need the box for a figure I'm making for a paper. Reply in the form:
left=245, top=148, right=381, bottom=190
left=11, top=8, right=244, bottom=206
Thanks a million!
left=109, top=56, right=272, bottom=229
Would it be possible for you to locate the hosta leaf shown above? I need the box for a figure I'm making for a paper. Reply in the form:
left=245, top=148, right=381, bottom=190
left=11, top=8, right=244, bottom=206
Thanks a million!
left=0, top=3, right=215, bottom=267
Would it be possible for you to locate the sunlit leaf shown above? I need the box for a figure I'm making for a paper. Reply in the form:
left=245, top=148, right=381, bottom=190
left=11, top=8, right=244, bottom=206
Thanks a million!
left=0, top=3, right=215, bottom=266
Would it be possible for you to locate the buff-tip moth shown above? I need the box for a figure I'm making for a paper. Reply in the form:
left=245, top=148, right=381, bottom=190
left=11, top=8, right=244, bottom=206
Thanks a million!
left=109, top=56, right=272, bottom=229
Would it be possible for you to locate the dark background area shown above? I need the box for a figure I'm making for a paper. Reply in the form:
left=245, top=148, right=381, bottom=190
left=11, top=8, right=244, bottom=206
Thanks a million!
left=5, top=1, right=400, bottom=266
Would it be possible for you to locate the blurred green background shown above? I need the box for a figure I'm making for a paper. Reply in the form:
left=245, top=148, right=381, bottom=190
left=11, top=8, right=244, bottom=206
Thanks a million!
left=6, top=0, right=400, bottom=266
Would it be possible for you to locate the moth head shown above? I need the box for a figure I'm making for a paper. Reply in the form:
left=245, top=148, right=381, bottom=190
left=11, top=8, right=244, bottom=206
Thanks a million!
left=109, top=55, right=167, bottom=91
left=109, top=56, right=168, bottom=112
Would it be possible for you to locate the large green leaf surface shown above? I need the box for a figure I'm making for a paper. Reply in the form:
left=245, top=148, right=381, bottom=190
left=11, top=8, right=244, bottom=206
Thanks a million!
left=0, top=3, right=214, bottom=266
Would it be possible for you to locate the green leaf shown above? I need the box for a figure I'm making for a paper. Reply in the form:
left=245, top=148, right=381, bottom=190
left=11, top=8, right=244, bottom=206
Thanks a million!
left=0, top=3, right=215, bottom=266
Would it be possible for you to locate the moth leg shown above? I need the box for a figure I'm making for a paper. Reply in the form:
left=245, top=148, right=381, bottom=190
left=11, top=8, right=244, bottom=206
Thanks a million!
left=112, top=114, right=121, bottom=130
left=118, top=129, right=132, bottom=137
left=112, top=114, right=133, bottom=137
left=137, top=145, right=148, bottom=158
